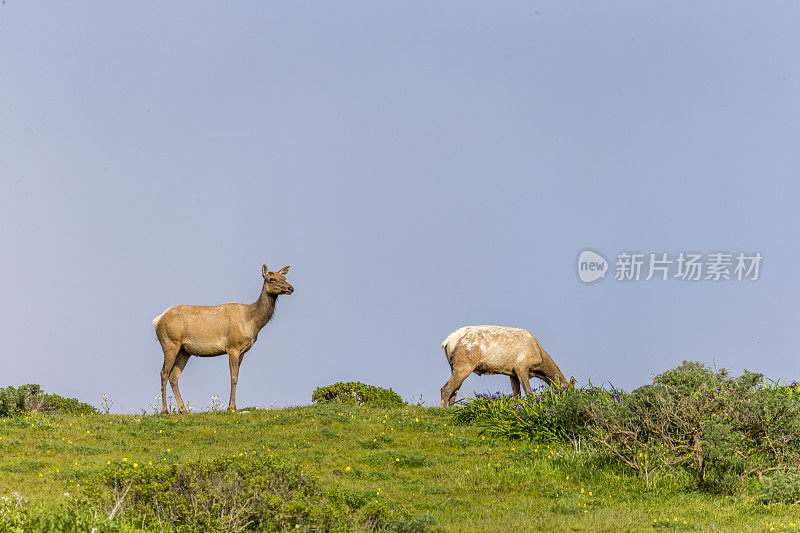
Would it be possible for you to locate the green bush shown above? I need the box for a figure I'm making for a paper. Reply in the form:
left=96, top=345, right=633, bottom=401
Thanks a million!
left=588, top=361, right=800, bottom=493
left=0, top=385, right=97, bottom=416
left=312, top=382, right=405, bottom=407
left=0, top=384, right=41, bottom=416
left=758, top=470, right=800, bottom=504
left=86, top=453, right=393, bottom=532
left=33, top=394, right=98, bottom=416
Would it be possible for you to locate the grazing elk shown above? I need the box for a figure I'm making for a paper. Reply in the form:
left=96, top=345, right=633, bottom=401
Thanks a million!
left=153, top=265, right=294, bottom=414
left=440, top=325, right=574, bottom=407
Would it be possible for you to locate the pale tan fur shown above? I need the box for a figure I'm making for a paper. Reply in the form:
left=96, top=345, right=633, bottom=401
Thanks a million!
left=440, top=325, right=574, bottom=407
left=154, top=265, right=293, bottom=414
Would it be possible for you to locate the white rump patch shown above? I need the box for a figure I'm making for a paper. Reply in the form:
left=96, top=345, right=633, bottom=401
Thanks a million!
left=152, top=310, right=167, bottom=327
left=441, top=327, right=466, bottom=348
left=442, top=327, right=469, bottom=363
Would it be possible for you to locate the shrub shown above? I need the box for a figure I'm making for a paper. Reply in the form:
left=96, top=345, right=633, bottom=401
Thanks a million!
left=87, top=453, right=393, bottom=532
left=0, top=385, right=41, bottom=416
left=312, top=382, right=405, bottom=407
left=0, top=384, right=97, bottom=416
left=588, top=361, right=800, bottom=493
left=31, top=394, right=98, bottom=415
left=758, top=470, right=800, bottom=504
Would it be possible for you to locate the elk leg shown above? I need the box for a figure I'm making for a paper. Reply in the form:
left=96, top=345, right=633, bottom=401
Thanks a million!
left=168, top=351, right=191, bottom=414
left=228, top=350, right=241, bottom=411
left=514, top=364, right=535, bottom=397
left=510, top=374, right=521, bottom=397
left=441, top=365, right=473, bottom=407
left=159, top=341, right=181, bottom=415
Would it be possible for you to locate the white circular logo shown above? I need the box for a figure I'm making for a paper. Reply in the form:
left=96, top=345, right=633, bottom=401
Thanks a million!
left=577, top=250, right=608, bottom=283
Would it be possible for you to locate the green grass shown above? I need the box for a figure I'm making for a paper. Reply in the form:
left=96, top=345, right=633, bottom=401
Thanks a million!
left=1, top=404, right=800, bottom=531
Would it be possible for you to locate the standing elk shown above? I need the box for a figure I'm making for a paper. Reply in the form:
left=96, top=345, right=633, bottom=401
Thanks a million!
left=441, top=325, right=574, bottom=407
left=153, top=264, right=294, bottom=414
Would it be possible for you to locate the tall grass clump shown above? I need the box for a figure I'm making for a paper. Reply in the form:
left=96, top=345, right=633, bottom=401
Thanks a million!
left=452, top=385, right=608, bottom=442
left=0, top=496, right=115, bottom=532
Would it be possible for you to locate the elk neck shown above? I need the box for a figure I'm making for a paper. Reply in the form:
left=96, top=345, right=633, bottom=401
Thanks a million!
left=544, top=363, right=568, bottom=387
left=250, top=284, right=278, bottom=329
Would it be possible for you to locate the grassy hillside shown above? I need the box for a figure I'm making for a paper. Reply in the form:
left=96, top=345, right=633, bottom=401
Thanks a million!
left=2, top=398, right=800, bottom=531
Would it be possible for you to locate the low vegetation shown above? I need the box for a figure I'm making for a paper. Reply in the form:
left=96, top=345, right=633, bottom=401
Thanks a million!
left=312, top=382, right=405, bottom=408
left=88, top=454, right=393, bottom=532
left=455, top=362, right=800, bottom=495
left=0, top=385, right=98, bottom=417
left=3, top=363, right=800, bottom=531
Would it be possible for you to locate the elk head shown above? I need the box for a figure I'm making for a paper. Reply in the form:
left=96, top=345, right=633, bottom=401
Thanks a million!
left=262, top=264, right=294, bottom=295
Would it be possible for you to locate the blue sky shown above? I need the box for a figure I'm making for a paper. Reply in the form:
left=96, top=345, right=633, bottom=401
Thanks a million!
left=1, top=2, right=798, bottom=413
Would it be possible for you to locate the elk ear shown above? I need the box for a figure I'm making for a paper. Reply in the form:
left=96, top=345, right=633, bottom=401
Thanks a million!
left=278, top=265, right=291, bottom=275
left=262, top=264, right=269, bottom=278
